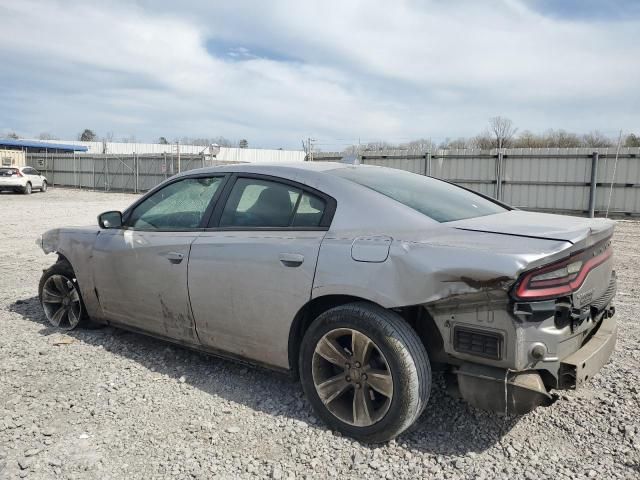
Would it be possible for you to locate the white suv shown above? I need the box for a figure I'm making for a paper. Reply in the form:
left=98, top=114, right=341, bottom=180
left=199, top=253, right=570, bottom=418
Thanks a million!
left=0, top=166, right=48, bottom=194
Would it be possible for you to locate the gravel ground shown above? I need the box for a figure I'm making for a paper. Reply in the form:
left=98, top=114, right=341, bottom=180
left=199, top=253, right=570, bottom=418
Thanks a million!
left=0, top=187, right=639, bottom=480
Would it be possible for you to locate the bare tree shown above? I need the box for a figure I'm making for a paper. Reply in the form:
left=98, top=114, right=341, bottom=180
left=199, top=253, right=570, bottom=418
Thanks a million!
left=6, top=131, right=20, bottom=139
left=544, top=129, right=581, bottom=148
left=488, top=116, right=517, bottom=149
left=38, top=132, right=58, bottom=140
left=178, top=136, right=234, bottom=147
left=405, top=138, right=436, bottom=151
left=624, top=133, right=640, bottom=147
left=513, top=130, right=545, bottom=148
left=438, top=137, right=469, bottom=149
left=158, top=137, right=169, bottom=145
left=212, top=136, right=233, bottom=147
left=582, top=130, right=613, bottom=148
left=471, top=133, right=494, bottom=150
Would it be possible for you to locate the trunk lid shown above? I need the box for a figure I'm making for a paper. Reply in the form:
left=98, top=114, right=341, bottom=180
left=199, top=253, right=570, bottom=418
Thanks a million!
left=448, top=210, right=614, bottom=250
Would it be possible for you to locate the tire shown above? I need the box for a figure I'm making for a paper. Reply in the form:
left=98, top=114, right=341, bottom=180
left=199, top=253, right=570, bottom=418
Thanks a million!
left=23, top=182, right=32, bottom=195
left=38, top=260, right=89, bottom=330
left=41, top=180, right=47, bottom=192
left=299, top=302, right=431, bottom=443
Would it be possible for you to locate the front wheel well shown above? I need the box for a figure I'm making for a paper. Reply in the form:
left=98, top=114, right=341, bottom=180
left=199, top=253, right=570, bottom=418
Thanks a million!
left=287, top=296, right=444, bottom=376
left=55, top=253, right=71, bottom=266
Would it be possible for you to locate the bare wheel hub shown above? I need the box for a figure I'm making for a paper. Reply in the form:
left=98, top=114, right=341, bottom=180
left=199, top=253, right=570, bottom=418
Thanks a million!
left=41, top=274, right=82, bottom=330
left=312, top=328, right=394, bottom=427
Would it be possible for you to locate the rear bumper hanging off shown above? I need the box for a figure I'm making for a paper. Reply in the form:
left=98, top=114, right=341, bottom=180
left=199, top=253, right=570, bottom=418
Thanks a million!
left=456, top=310, right=617, bottom=415
left=558, top=313, right=617, bottom=389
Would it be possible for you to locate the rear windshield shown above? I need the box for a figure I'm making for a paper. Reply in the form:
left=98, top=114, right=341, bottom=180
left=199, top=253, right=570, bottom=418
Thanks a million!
left=329, top=166, right=508, bottom=222
left=0, top=168, right=18, bottom=176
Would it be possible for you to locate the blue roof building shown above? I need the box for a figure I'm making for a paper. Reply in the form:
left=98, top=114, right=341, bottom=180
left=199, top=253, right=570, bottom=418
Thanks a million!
left=0, top=138, right=88, bottom=153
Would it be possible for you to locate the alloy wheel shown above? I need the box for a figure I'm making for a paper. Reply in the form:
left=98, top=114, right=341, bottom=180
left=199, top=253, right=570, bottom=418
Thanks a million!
left=41, top=274, right=82, bottom=330
left=311, top=328, right=393, bottom=427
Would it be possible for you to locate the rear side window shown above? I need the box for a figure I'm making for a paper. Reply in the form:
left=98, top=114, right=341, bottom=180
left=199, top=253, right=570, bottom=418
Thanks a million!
left=329, top=167, right=507, bottom=223
left=0, top=168, right=18, bottom=176
left=219, top=178, right=326, bottom=228
left=292, top=193, right=326, bottom=227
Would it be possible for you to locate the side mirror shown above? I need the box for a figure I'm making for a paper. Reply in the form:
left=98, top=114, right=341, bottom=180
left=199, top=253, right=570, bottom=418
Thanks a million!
left=98, top=211, right=123, bottom=229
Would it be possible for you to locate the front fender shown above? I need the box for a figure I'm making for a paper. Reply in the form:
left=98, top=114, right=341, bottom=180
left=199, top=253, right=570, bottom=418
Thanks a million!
left=40, top=227, right=102, bottom=319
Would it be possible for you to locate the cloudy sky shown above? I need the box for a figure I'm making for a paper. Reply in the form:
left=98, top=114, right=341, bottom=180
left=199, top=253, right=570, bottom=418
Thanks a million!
left=0, top=0, right=638, bottom=149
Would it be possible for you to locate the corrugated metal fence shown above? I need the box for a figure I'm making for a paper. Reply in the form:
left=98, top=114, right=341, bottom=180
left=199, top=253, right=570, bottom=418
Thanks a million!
left=313, top=148, right=640, bottom=216
left=25, top=153, right=239, bottom=193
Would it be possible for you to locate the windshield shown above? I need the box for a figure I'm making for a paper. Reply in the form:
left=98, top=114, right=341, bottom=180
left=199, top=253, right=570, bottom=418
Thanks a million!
left=329, top=166, right=508, bottom=222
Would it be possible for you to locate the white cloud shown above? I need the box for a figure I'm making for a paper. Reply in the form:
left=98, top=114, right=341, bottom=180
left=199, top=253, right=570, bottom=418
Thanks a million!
left=0, top=0, right=638, bottom=148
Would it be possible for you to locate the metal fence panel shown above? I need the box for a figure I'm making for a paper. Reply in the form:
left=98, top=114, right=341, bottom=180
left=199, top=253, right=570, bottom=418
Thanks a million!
left=25, top=153, right=240, bottom=193
left=312, top=147, right=640, bottom=216
left=25, top=149, right=640, bottom=216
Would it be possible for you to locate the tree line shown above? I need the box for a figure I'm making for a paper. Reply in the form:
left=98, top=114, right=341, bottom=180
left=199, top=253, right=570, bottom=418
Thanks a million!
left=343, top=117, right=640, bottom=154
left=4, top=118, right=640, bottom=152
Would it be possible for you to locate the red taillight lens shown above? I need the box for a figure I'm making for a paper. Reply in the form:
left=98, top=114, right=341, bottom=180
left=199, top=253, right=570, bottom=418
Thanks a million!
left=513, top=242, right=612, bottom=301
left=14, top=169, right=23, bottom=177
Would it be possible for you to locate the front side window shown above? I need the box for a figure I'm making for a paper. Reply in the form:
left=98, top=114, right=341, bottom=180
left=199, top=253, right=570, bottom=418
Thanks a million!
left=220, top=178, right=326, bottom=228
left=128, top=177, right=223, bottom=230
left=329, top=166, right=507, bottom=223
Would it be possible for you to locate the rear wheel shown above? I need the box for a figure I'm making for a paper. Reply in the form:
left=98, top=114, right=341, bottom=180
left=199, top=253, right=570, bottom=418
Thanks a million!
left=23, top=182, right=32, bottom=195
left=299, top=302, right=431, bottom=443
left=39, top=261, right=88, bottom=330
left=41, top=180, right=47, bottom=192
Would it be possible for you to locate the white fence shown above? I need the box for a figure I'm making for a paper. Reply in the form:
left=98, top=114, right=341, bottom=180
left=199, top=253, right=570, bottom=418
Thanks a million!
left=22, top=139, right=305, bottom=163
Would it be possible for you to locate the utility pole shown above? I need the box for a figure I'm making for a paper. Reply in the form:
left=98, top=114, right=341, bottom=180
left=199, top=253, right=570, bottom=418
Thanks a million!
left=177, top=141, right=181, bottom=173
left=303, top=137, right=316, bottom=161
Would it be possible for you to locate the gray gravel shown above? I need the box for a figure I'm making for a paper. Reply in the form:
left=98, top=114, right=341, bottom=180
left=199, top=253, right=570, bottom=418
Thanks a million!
left=1, top=187, right=639, bottom=479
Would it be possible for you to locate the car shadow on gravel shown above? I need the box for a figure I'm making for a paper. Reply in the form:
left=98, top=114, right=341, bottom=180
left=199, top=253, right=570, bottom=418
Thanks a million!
left=9, top=296, right=520, bottom=455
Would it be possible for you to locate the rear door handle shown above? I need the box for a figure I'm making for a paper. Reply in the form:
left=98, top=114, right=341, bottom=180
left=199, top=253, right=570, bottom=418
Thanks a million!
left=279, top=253, right=304, bottom=267
left=164, top=251, right=184, bottom=264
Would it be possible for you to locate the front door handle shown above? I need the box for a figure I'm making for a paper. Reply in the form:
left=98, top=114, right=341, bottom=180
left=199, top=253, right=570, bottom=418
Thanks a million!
left=279, top=253, right=304, bottom=267
left=164, top=251, right=184, bottom=264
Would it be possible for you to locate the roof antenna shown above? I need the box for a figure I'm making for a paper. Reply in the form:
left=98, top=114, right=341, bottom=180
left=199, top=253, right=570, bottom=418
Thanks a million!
left=605, top=130, right=623, bottom=219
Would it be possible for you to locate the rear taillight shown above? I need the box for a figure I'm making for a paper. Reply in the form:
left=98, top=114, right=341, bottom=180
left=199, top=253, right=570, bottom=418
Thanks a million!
left=513, top=241, right=612, bottom=301
left=15, top=170, right=23, bottom=177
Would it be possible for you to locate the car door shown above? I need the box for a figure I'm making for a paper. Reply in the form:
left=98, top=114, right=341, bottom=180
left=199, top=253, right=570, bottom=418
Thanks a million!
left=188, top=174, right=336, bottom=368
left=24, top=167, right=42, bottom=188
left=92, top=174, right=226, bottom=343
left=31, top=168, right=44, bottom=188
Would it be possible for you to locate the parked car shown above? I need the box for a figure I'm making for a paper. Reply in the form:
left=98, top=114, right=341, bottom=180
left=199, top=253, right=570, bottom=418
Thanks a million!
left=0, top=166, right=48, bottom=194
left=37, top=163, right=617, bottom=442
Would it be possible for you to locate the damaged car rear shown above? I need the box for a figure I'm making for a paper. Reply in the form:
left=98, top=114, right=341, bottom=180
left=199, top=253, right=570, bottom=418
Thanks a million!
left=37, top=163, right=616, bottom=442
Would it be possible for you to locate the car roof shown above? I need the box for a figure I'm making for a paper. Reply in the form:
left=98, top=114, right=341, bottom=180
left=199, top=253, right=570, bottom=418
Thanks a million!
left=174, top=161, right=364, bottom=186
left=181, top=161, right=347, bottom=176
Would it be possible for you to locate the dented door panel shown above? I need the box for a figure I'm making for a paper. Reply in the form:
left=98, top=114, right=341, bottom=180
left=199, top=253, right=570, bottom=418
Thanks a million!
left=92, top=229, right=198, bottom=342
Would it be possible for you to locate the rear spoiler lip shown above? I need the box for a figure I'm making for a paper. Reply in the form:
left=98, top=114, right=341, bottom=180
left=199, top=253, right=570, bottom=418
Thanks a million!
left=454, top=227, right=574, bottom=245
left=456, top=219, right=615, bottom=257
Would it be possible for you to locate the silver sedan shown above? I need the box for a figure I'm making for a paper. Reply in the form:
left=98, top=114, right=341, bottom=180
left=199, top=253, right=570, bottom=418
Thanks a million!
left=38, top=162, right=617, bottom=442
